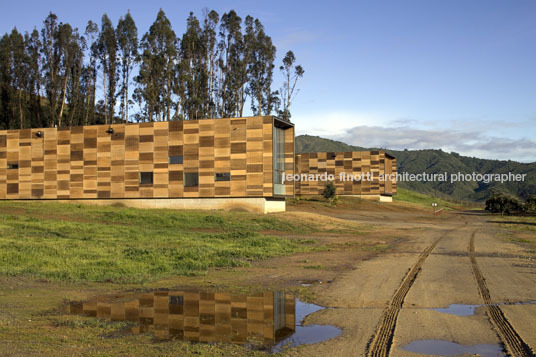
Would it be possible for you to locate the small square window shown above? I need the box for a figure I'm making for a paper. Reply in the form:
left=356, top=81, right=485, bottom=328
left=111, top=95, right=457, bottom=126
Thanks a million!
left=169, top=156, right=183, bottom=165
left=169, top=295, right=184, bottom=305
left=7, top=163, right=18, bottom=169
left=184, top=172, right=199, bottom=187
left=215, top=172, right=230, bottom=181
left=140, top=172, right=153, bottom=185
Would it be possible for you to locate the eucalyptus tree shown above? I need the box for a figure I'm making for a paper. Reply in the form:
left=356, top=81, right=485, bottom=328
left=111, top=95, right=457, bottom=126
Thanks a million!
left=55, top=23, right=83, bottom=127
left=24, top=29, right=44, bottom=127
left=37, top=15, right=82, bottom=127
left=40, top=13, right=63, bottom=127
left=0, top=8, right=305, bottom=127
left=201, top=9, right=219, bottom=118
left=136, top=9, right=178, bottom=121
left=179, top=12, right=207, bottom=120
left=39, top=16, right=78, bottom=127
left=116, top=11, right=138, bottom=122
left=233, top=15, right=251, bottom=118
left=0, top=34, right=10, bottom=128
left=64, top=30, right=85, bottom=126
left=97, top=14, right=118, bottom=124
left=279, top=50, right=304, bottom=121
left=246, top=17, right=276, bottom=116
left=83, top=21, right=99, bottom=125
left=218, top=10, right=245, bottom=118
left=9, top=28, right=26, bottom=128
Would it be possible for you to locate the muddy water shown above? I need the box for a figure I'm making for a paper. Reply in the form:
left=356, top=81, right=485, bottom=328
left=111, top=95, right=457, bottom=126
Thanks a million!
left=433, top=303, right=483, bottom=316
left=68, top=289, right=341, bottom=353
left=401, top=339, right=505, bottom=357
left=272, top=299, right=341, bottom=353
left=432, top=299, right=536, bottom=316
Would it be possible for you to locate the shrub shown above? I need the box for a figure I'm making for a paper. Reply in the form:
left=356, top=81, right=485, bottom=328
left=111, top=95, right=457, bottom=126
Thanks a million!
left=485, top=190, right=524, bottom=215
left=322, top=181, right=337, bottom=201
left=526, top=194, right=536, bottom=213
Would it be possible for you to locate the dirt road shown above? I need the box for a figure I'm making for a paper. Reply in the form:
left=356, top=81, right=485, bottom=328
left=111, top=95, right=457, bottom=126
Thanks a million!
left=291, top=210, right=536, bottom=356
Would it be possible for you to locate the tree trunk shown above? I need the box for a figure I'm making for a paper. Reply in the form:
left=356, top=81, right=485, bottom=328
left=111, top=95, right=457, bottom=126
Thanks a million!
left=58, top=74, right=69, bottom=127
left=166, top=69, right=171, bottom=121
left=125, top=65, right=129, bottom=122
left=103, top=74, right=108, bottom=124
left=257, top=91, right=263, bottom=116
left=18, top=89, right=23, bottom=129
left=68, top=75, right=81, bottom=126
left=84, top=88, right=90, bottom=126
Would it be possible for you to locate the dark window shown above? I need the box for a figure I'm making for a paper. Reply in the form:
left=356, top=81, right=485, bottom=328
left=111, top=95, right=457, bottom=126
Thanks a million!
left=140, top=172, right=153, bottom=185
left=169, top=155, right=183, bottom=164
left=169, top=295, right=183, bottom=315
left=184, top=172, right=199, bottom=187
left=7, top=163, right=18, bottom=169
left=169, top=295, right=184, bottom=305
left=215, top=172, right=230, bottom=181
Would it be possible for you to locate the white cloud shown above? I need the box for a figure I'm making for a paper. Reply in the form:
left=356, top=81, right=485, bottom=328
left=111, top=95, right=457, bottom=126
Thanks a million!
left=292, top=111, right=536, bottom=162
left=332, top=125, right=536, bottom=162
left=293, top=111, right=392, bottom=136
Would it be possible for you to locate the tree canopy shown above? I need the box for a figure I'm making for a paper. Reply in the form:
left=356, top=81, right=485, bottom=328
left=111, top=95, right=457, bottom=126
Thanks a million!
left=0, top=9, right=304, bottom=129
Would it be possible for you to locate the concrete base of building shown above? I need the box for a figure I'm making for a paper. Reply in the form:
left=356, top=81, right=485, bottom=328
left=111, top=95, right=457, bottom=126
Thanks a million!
left=348, top=194, right=393, bottom=202
left=379, top=195, right=393, bottom=203
left=296, top=194, right=394, bottom=202
left=58, top=197, right=286, bottom=214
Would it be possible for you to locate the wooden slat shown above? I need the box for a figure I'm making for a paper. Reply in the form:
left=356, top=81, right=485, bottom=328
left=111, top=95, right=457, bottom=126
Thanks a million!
left=0, top=117, right=295, bottom=200
left=295, top=150, right=396, bottom=196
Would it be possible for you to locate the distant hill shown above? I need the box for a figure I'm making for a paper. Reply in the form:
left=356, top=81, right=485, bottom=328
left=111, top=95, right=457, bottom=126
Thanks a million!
left=294, top=135, right=366, bottom=153
left=296, top=134, right=536, bottom=202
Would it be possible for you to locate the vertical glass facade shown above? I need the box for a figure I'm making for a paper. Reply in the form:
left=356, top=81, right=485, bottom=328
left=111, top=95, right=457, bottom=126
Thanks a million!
left=273, top=127, right=285, bottom=185
left=273, top=291, right=287, bottom=331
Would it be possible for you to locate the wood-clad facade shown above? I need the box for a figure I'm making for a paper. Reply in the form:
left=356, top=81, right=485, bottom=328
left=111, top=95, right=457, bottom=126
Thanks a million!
left=69, top=290, right=295, bottom=345
left=0, top=116, right=295, bottom=200
left=294, top=151, right=397, bottom=197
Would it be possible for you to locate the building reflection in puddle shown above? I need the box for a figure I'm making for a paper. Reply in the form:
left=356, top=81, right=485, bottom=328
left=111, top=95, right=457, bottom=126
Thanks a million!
left=69, top=290, right=295, bottom=348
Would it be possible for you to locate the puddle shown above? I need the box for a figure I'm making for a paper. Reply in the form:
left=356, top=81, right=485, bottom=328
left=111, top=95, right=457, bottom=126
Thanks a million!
left=504, top=299, right=536, bottom=306
left=67, top=290, right=341, bottom=353
left=300, top=279, right=321, bottom=287
left=272, top=299, right=341, bottom=353
left=401, top=339, right=505, bottom=357
left=433, top=303, right=483, bottom=316
left=432, top=300, right=536, bottom=316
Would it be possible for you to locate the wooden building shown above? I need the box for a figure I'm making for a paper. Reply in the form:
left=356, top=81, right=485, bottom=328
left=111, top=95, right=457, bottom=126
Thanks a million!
left=70, top=290, right=296, bottom=347
left=0, top=116, right=295, bottom=213
left=294, top=151, right=396, bottom=201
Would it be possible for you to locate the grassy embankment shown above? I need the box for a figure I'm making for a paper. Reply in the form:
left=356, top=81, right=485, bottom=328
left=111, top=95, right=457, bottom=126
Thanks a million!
left=394, top=188, right=467, bottom=210
left=0, top=201, right=323, bottom=283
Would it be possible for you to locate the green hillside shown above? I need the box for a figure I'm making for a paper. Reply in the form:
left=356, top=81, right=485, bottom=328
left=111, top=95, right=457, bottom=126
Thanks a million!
left=296, top=134, right=536, bottom=202
left=294, top=134, right=366, bottom=152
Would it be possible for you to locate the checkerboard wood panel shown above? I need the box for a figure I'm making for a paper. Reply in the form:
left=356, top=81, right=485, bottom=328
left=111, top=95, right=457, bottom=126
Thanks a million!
left=74, top=290, right=295, bottom=345
left=295, top=151, right=397, bottom=196
left=0, top=117, right=295, bottom=200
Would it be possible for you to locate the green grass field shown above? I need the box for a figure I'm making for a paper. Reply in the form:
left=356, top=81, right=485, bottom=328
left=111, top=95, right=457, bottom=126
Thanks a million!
left=393, top=188, right=464, bottom=210
left=0, top=201, right=320, bottom=283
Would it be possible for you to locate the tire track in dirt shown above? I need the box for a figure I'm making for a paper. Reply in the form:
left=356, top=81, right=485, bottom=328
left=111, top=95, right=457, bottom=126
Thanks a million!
left=469, top=230, right=534, bottom=357
left=366, top=229, right=452, bottom=357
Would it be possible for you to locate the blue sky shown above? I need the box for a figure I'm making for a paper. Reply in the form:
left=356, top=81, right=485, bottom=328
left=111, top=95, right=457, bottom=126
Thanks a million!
left=2, top=0, right=535, bottom=162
